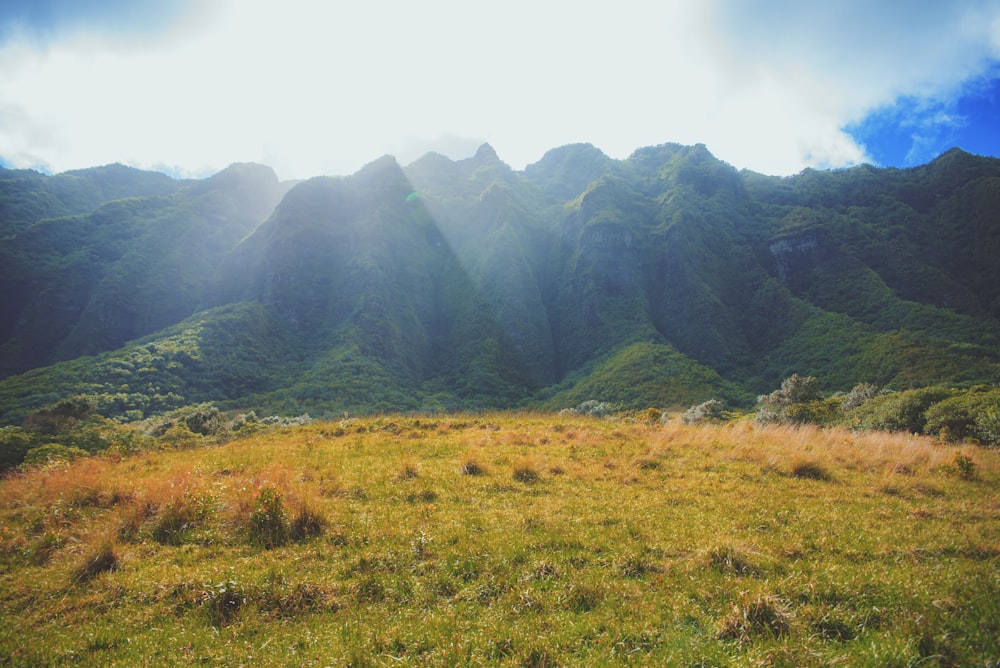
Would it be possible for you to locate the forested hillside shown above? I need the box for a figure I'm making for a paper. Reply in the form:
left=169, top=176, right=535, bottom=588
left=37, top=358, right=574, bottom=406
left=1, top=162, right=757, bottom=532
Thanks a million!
left=1, top=144, right=998, bottom=423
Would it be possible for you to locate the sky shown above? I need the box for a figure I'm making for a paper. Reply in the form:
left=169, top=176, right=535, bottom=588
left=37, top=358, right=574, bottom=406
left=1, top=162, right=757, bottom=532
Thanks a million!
left=0, top=0, right=998, bottom=180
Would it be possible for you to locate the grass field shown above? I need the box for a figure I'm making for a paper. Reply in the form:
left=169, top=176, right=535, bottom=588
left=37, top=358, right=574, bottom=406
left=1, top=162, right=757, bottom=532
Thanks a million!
left=1, top=413, right=997, bottom=666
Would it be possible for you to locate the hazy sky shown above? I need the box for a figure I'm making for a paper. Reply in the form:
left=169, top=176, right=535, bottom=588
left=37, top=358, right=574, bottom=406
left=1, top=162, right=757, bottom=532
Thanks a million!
left=0, top=0, right=998, bottom=180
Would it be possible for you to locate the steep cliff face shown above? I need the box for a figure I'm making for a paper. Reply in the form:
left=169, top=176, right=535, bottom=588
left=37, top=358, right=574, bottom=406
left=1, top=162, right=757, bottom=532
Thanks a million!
left=553, top=176, right=653, bottom=373
left=406, top=146, right=559, bottom=389
left=217, top=159, right=458, bottom=375
left=769, top=231, right=822, bottom=284
left=924, top=174, right=1000, bottom=318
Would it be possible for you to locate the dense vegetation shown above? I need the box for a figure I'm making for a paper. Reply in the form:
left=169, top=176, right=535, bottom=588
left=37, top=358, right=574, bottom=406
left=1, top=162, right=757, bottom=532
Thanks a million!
left=1, top=413, right=996, bottom=665
left=1, top=144, right=999, bottom=430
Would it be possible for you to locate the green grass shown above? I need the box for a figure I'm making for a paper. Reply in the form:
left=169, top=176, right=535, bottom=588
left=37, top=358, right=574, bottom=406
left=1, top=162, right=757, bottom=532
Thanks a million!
left=0, top=414, right=997, bottom=666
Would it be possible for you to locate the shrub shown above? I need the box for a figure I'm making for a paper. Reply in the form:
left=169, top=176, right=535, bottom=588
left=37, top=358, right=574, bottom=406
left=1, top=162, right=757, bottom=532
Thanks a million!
left=158, top=423, right=201, bottom=449
left=777, top=374, right=821, bottom=405
left=230, top=411, right=260, bottom=432
left=639, top=407, right=662, bottom=424
left=784, top=396, right=843, bottom=425
left=22, top=397, right=94, bottom=434
left=953, top=453, right=976, bottom=480
left=148, top=404, right=231, bottom=439
left=842, top=382, right=879, bottom=409
left=756, top=374, right=821, bottom=424
left=182, top=406, right=228, bottom=436
left=259, top=414, right=312, bottom=427
left=852, top=386, right=952, bottom=434
left=681, top=399, right=726, bottom=424
left=105, top=428, right=153, bottom=457
left=23, top=443, right=88, bottom=467
left=975, top=404, right=1000, bottom=446
left=924, top=394, right=978, bottom=441
left=0, top=426, right=37, bottom=471
left=922, top=387, right=1000, bottom=445
left=62, top=425, right=111, bottom=454
left=567, top=400, right=614, bottom=417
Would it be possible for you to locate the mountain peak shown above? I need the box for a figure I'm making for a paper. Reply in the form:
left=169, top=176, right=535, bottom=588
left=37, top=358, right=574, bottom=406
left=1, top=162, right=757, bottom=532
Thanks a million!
left=473, top=143, right=499, bottom=163
left=207, top=162, right=279, bottom=185
left=523, top=143, right=615, bottom=201
left=357, top=154, right=402, bottom=174
left=354, top=154, right=409, bottom=193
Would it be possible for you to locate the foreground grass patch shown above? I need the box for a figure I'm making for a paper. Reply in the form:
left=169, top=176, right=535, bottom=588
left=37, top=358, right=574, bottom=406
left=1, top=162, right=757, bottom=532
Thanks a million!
left=0, top=414, right=997, bottom=665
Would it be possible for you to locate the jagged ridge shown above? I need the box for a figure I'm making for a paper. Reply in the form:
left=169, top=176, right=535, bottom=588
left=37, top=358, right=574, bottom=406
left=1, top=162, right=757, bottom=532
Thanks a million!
left=1, top=144, right=998, bottom=422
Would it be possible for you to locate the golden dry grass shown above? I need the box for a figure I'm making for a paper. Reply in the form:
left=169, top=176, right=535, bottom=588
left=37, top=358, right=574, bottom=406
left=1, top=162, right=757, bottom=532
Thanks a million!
left=0, top=414, right=997, bottom=666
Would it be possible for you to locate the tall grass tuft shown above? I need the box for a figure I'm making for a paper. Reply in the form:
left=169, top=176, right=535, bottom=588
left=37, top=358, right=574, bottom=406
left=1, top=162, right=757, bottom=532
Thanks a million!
left=202, top=580, right=245, bottom=627
left=718, top=593, right=790, bottom=641
left=151, top=493, right=208, bottom=545
left=707, top=545, right=759, bottom=576
left=397, top=457, right=420, bottom=480
left=289, top=499, right=326, bottom=541
left=789, top=456, right=832, bottom=481
left=117, top=500, right=156, bottom=542
left=75, top=540, right=119, bottom=582
left=249, top=485, right=287, bottom=549
left=512, top=459, right=540, bottom=483
left=460, top=455, right=486, bottom=476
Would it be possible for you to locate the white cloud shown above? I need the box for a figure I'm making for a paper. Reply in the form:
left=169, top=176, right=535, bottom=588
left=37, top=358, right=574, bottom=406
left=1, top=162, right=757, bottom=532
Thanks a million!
left=0, top=0, right=997, bottom=179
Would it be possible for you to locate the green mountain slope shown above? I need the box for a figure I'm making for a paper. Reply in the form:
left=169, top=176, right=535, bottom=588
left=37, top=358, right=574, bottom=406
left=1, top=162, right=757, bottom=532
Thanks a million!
left=0, top=163, right=288, bottom=377
left=0, top=302, right=295, bottom=425
left=0, top=144, right=998, bottom=423
left=0, top=163, right=180, bottom=238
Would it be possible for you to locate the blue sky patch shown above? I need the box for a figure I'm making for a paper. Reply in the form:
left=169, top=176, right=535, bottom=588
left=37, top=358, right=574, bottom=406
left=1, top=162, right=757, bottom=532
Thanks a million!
left=0, top=0, right=193, bottom=43
left=847, top=74, right=1000, bottom=168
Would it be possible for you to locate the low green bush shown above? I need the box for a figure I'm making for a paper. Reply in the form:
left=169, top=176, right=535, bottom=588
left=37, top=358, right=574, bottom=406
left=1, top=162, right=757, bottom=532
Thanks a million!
left=23, top=443, right=88, bottom=467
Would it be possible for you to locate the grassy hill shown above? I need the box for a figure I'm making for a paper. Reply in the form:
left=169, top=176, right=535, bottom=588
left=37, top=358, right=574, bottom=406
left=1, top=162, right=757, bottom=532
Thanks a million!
left=1, top=413, right=997, bottom=665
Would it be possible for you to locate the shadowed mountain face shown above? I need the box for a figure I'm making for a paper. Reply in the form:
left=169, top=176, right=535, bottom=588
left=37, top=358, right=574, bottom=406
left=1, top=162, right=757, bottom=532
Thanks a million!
left=1, top=144, right=998, bottom=422
left=0, top=163, right=289, bottom=377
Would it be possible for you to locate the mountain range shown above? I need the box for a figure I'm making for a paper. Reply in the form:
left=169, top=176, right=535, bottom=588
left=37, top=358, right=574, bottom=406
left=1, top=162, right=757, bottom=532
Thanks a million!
left=1, top=142, right=998, bottom=424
